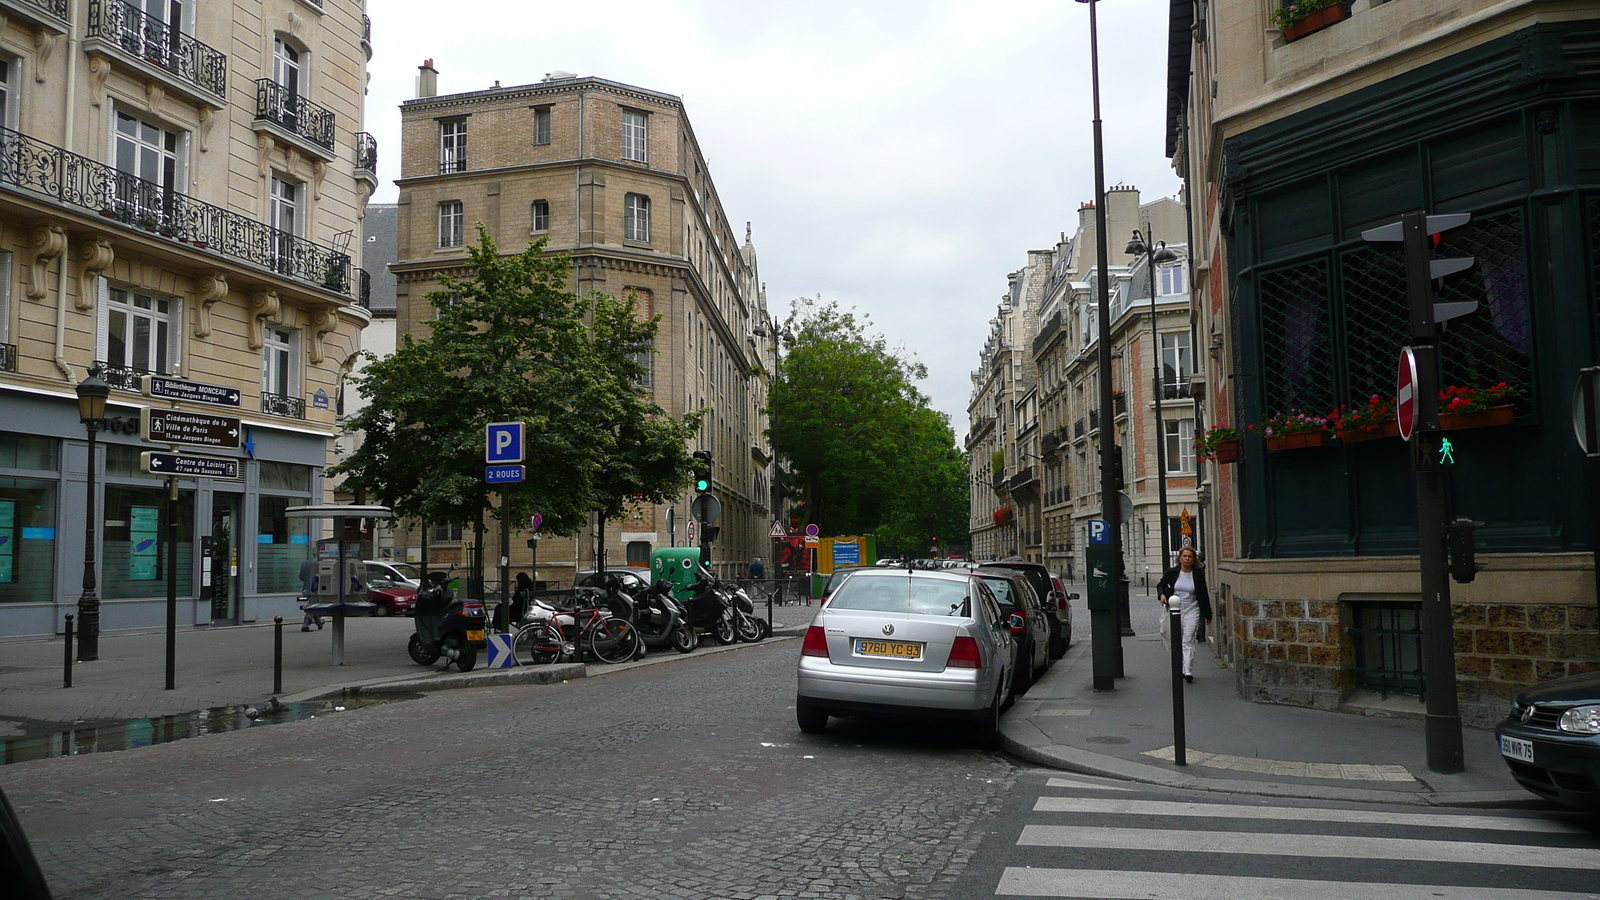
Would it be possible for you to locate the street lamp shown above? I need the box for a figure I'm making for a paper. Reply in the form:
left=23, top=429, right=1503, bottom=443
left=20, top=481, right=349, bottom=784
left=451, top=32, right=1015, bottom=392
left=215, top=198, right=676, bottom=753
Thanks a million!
left=1125, top=229, right=1181, bottom=573
left=75, top=366, right=110, bottom=662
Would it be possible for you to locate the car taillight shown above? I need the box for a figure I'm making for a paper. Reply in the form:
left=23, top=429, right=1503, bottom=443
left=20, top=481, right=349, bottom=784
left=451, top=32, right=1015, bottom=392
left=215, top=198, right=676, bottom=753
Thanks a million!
left=947, top=636, right=982, bottom=669
left=1053, top=577, right=1067, bottom=610
left=802, top=626, right=829, bottom=657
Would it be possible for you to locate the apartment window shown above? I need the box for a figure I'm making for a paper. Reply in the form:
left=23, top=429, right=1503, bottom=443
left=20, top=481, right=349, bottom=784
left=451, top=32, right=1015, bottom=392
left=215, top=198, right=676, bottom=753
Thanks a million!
left=106, top=288, right=174, bottom=375
left=621, top=109, right=647, bottom=163
left=431, top=523, right=464, bottom=543
left=1159, top=263, right=1185, bottom=296
left=1164, top=419, right=1195, bottom=475
left=262, top=326, right=297, bottom=399
left=531, top=199, right=550, bottom=232
left=1160, top=332, right=1192, bottom=398
left=0, top=57, right=14, bottom=130
left=439, top=200, right=464, bottom=248
left=439, top=119, right=466, bottom=173
left=113, top=109, right=181, bottom=219
left=269, top=174, right=300, bottom=274
left=623, top=193, right=650, bottom=243
left=534, top=106, right=551, bottom=145
left=273, top=38, right=301, bottom=94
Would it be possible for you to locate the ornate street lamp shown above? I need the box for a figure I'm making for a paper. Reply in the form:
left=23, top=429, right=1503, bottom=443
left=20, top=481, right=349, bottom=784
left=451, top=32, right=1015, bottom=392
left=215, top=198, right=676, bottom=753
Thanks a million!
left=75, top=366, right=110, bottom=662
left=1125, top=230, right=1181, bottom=572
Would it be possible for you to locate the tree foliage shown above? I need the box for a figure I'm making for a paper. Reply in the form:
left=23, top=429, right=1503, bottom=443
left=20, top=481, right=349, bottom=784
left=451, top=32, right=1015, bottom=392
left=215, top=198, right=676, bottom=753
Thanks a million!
left=769, top=299, right=969, bottom=556
left=330, top=227, right=697, bottom=535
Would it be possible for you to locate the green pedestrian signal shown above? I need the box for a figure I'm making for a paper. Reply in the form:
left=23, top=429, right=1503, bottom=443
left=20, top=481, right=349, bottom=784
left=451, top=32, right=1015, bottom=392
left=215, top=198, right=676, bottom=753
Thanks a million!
left=1438, top=436, right=1455, bottom=465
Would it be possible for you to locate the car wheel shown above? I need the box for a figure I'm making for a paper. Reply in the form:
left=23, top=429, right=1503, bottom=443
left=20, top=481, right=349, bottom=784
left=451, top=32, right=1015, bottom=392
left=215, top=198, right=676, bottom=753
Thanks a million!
left=796, top=697, right=829, bottom=734
left=373, top=604, right=391, bottom=617
left=972, top=686, right=1002, bottom=750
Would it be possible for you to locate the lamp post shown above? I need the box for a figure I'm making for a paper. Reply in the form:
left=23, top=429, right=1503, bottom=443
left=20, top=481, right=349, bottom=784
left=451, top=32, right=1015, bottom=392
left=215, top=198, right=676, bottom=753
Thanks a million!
left=75, top=367, right=110, bottom=662
left=1125, top=229, right=1181, bottom=573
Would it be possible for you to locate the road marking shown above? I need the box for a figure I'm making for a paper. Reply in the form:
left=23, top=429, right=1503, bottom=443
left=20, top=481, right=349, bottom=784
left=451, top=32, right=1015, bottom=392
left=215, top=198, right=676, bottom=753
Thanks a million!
left=1018, top=825, right=1600, bottom=869
left=1141, top=744, right=1415, bottom=782
left=1031, top=797, right=1586, bottom=834
left=1042, top=777, right=1132, bottom=792
left=996, top=868, right=1594, bottom=899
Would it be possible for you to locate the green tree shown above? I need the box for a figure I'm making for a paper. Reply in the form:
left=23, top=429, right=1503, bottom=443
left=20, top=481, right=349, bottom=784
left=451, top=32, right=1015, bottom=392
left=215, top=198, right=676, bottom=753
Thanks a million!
left=331, top=228, right=697, bottom=538
left=769, top=298, right=968, bottom=554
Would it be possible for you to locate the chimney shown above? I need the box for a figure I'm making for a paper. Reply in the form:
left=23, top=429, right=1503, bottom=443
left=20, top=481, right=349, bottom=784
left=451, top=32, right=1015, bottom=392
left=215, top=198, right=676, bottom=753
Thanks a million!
left=416, top=59, right=438, bottom=99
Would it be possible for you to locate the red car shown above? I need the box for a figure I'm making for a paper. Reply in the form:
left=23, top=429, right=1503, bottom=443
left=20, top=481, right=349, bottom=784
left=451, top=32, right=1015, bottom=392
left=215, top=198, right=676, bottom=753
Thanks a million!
left=368, top=583, right=418, bottom=616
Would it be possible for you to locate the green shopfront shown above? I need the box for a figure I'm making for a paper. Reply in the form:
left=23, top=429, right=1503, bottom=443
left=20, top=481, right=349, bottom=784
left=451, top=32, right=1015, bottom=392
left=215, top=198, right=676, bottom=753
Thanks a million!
left=1215, top=22, right=1600, bottom=721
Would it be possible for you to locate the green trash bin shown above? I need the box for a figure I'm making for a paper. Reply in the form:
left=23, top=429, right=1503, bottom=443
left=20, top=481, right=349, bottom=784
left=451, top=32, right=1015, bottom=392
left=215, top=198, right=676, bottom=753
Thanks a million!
left=651, top=547, right=703, bottom=605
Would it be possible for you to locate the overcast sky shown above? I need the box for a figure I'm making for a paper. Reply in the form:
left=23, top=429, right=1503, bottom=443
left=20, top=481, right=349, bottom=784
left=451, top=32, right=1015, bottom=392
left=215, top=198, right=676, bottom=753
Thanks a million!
left=365, top=0, right=1182, bottom=442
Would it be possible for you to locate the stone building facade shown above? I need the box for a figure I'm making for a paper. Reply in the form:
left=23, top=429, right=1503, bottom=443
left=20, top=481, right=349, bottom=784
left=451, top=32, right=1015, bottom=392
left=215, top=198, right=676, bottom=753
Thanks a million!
left=1168, top=0, right=1600, bottom=724
left=0, top=0, right=375, bottom=638
left=389, top=66, right=775, bottom=586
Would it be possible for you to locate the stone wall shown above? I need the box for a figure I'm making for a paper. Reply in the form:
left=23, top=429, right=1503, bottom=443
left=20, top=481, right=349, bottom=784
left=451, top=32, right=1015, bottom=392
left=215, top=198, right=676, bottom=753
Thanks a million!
left=1454, top=601, right=1600, bottom=721
left=1230, top=597, right=1352, bottom=711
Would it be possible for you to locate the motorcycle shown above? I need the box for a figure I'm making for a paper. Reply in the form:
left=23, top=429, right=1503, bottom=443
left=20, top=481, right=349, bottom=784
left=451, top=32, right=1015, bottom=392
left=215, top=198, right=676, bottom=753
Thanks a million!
left=408, top=568, right=487, bottom=671
left=683, top=566, right=737, bottom=646
left=615, top=577, right=698, bottom=655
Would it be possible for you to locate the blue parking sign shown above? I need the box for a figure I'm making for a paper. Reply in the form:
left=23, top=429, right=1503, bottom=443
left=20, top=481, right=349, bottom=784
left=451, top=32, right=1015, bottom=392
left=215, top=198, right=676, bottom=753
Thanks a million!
left=1088, top=519, right=1110, bottom=546
left=486, top=422, right=524, bottom=464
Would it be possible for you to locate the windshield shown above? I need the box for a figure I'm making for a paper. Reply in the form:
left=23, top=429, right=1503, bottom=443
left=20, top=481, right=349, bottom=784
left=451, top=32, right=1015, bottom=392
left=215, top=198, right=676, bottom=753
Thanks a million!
left=391, top=563, right=421, bottom=580
left=826, top=574, right=971, bottom=616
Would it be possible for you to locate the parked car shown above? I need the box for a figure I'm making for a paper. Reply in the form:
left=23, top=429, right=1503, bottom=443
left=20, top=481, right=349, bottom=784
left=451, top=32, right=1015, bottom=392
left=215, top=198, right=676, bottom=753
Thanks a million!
left=980, top=559, right=1070, bottom=659
left=970, top=568, right=1051, bottom=694
left=574, top=568, right=653, bottom=594
left=795, top=567, right=1017, bottom=747
left=1495, top=670, right=1600, bottom=810
left=365, top=560, right=422, bottom=589
left=367, top=582, right=418, bottom=616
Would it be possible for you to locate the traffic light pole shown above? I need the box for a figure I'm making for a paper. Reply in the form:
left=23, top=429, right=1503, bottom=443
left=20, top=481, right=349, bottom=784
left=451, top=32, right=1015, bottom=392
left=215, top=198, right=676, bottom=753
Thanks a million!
left=1403, top=211, right=1465, bottom=775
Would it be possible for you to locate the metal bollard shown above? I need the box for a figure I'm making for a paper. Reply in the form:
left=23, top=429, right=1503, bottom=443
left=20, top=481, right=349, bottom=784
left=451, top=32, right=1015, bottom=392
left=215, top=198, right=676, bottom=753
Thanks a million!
left=766, top=584, right=773, bottom=629
left=1170, top=606, right=1186, bottom=766
left=273, top=616, right=284, bottom=695
left=63, top=614, right=74, bottom=689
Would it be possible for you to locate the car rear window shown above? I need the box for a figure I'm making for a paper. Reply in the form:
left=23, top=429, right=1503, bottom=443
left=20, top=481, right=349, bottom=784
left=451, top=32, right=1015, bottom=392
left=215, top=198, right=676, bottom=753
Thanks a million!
left=827, top=575, right=971, bottom=616
left=977, top=576, right=1018, bottom=612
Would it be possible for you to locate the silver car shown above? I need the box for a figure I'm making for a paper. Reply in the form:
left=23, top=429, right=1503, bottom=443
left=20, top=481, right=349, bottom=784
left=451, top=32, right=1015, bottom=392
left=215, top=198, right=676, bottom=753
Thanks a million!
left=795, top=569, right=1017, bottom=747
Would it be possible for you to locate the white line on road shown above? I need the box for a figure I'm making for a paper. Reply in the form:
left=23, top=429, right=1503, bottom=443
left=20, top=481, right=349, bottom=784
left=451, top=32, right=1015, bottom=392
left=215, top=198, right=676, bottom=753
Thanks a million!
left=995, top=868, right=1598, bottom=899
left=1031, top=797, right=1586, bottom=833
left=1042, top=777, right=1132, bottom=792
left=1017, top=825, right=1600, bottom=870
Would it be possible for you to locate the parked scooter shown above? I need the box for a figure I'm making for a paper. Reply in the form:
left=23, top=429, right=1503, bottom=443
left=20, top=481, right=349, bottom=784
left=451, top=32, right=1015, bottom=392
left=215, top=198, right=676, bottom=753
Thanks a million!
left=729, top=583, right=770, bottom=642
left=683, top=566, right=737, bottom=645
left=619, top=577, right=698, bottom=655
left=408, top=568, right=487, bottom=671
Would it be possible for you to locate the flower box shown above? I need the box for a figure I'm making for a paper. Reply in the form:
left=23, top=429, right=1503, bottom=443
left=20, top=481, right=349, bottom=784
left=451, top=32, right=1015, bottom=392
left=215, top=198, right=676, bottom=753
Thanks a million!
left=1212, top=439, right=1241, bottom=464
left=1439, top=405, right=1514, bottom=432
left=1282, top=2, right=1351, bottom=43
left=1266, top=431, right=1331, bottom=452
left=1338, top=420, right=1401, bottom=443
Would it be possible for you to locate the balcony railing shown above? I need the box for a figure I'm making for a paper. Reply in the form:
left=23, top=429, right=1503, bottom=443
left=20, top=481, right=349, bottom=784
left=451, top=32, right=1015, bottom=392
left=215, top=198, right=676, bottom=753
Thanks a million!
left=359, top=268, right=371, bottom=309
left=262, top=391, right=306, bottom=419
left=94, top=361, right=151, bottom=392
left=88, top=0, right=227, bottom=100
left=362, top=14, right=372, bottom=43
left=1089, top=409, right=1100, bottom=430
left=355, top=131, right=377, bottom=173
left=254, top=79, right=335, bottom=151
left=1042, top=432, right=1061, bottom=454
left=4, top=0, right=68, bottom=23
left=0, top=341, right=16, bottom=373
left=1161, top=379, right=1192, bottom=400
left=0, top=126, right=356, bottom=298
left=1032, top=310, right=1062, bottom=358
left=439, top=155, right=467, bottom=174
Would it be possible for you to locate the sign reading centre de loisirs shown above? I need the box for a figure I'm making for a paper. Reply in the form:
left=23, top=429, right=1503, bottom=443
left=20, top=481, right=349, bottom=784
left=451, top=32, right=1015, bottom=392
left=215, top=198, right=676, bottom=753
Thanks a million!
left=143, top=408, right=242, bottom=450
left=141, top=452, right=240, bottom=479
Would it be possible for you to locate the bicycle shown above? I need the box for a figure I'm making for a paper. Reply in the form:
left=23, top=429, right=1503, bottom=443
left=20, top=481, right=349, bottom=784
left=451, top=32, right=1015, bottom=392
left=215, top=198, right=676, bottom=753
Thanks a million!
left=511, top=597, right=639, bottom=665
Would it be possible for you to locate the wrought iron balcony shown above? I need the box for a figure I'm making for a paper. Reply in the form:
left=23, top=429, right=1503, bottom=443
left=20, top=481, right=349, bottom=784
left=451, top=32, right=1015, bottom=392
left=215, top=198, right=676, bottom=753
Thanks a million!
left=355, top=131, right=378, bottom=174
left=94, top=361, right=151, bottom=392
left=1089, top=409, right=1100, bottom=430
left=262, top=391, right=306, bottom=419
left=362, top=14, right=372, bottom=44
left=1009, top=466, right=1036, bottom=492
left=1074, top=418, right=1085, bottom=439
left=0, top=125, right=356, bottom=298
left=1042, top=432, right=1061, bottom=454
left=254, top=79, right=335, bottom=151
left=359, top=268, right=371, bottom=309
left=439, top=154, right=467, bottom=174
left=87, top=0, right=227, bottom=102
left=0, top=341, right=16, bottom=373
left=1, top=0, right=68, bottom=30
left=1161, top=379, right=1192, bottom=400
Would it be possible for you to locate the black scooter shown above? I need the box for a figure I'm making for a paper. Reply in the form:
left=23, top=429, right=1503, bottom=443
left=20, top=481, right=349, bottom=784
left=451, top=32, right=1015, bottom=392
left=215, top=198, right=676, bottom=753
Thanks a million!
left=684, top=566, right=737, bottom=646
left=408, top=569, right=487, bottom=671
left=622, top=578, right=698, bottom=655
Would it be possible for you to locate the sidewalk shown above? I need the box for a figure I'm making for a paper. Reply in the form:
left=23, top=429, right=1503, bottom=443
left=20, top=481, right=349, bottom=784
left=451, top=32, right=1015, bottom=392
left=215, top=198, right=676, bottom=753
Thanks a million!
left=0, top=602, right=818, bottom=742
left=1001, top=600, right=1530, bottom=808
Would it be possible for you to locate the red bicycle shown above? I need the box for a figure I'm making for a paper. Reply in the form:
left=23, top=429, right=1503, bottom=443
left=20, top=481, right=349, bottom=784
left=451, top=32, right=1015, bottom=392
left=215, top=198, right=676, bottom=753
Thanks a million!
left=512, top=598, right=639, bottom=665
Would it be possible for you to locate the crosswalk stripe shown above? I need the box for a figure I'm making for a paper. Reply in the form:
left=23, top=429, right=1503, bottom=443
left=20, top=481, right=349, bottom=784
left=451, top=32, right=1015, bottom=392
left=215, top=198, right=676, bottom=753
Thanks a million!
left=995, top=868, right=1596, bottom=900
left=1031, top=797, right=1585, bottom=833
left=1042, top=777, right=1132, bottom=792
left=1017, top=824, right=1600, bottom=870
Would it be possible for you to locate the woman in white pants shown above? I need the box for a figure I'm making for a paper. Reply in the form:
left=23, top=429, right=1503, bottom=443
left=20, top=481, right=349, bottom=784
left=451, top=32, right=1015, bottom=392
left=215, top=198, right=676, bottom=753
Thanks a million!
left=1157, top=547, right=1212, bottom=683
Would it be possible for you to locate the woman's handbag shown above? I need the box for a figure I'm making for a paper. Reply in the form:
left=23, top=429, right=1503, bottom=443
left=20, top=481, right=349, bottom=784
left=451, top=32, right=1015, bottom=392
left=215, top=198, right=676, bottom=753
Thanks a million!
left=1196, top=617, right=1208, bottom=643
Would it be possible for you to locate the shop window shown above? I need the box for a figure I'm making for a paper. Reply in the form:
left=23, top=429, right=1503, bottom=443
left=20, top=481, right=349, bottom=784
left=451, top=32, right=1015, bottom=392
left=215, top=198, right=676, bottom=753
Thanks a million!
left=258, top=495, right=312, bottom=594
left=260, top=460, right=312, bottom=492
left=0, top=432, right=57, bottom=470
left=101, top=485, right=193, bottom=600
left=0, top=477, right=55, bottom=603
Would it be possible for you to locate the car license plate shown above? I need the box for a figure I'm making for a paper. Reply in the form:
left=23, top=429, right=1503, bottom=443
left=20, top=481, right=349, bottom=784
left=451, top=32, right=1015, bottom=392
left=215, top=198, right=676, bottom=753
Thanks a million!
left=466, top=630, right=485, bottom=643
left=1499, top=735, right=1534, bottom=763
left=854, top=639, right=921, bottom=660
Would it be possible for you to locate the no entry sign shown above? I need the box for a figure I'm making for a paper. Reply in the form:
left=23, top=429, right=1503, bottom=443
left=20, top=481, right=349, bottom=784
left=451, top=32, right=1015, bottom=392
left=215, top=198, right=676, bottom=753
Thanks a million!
left=1397, top=347, right=1419, bottom=442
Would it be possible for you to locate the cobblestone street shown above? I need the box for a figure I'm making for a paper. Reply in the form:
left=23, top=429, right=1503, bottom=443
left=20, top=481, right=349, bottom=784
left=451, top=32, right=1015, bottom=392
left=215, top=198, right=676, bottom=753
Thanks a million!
left=2, top=639, right=1021, bottom=900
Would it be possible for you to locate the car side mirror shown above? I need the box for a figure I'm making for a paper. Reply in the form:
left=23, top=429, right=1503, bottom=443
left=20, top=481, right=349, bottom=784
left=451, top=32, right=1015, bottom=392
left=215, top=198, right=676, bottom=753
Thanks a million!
left=1067, top=592, right=1080, bottom=600
left=1008, top=613, right=1027, bottom=634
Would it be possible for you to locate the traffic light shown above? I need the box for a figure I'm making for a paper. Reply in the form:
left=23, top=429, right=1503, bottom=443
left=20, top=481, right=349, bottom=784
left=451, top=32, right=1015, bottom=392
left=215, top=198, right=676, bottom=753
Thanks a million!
left=691, top=450, right=712, bottom=493
left=702, top=524, right=721, bottom=543
left=1448, top=517, right=1482, bottom=584
left=1097, top=446, right=1125, bottom=491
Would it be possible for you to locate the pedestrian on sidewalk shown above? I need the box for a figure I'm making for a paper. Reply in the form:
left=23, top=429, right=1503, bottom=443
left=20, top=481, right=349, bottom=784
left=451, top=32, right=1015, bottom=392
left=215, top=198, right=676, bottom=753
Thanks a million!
left=299, top=556, right=323, bottom=632
left=1156, top=547, right=1211, bottom=683
left=749, top=557, right=765, bottom=581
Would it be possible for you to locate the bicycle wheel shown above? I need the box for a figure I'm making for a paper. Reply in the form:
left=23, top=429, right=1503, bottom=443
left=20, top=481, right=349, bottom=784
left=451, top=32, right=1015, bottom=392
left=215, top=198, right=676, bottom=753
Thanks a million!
left=513, top=622, right=565, bottom=666
left=588, top=616, right=641, bottom=664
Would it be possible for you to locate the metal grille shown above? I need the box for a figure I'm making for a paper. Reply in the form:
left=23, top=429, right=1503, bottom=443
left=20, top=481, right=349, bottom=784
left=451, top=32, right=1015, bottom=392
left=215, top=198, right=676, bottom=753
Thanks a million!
left=1258, top=259, right=1335, bottom=415
left=87, top=0, right=228, bottom=99
left=254, top=79, right=335, bottom=151
left=1349, top=601, right=1424, bottom=699
left=1434, top=210, right=1533, bottom=413
left=262, top=391, right=306, bottom=419
left=0, top=342, right=15, bottom=372
left=1340, top=245, right=1408, bottom=403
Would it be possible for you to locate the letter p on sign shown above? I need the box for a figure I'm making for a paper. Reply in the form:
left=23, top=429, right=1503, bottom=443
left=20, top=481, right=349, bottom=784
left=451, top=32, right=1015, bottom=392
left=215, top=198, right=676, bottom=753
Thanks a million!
left=486, top=422, right=525, bottom=464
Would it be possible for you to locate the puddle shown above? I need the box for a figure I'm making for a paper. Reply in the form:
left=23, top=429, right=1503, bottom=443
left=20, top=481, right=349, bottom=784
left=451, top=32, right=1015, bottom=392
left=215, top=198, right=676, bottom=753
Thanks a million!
left=0, top=691, right=420, bottom=766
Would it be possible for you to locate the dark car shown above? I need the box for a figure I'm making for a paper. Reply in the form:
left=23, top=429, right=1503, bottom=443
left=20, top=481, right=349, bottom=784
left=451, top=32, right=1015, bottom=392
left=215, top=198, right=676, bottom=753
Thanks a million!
left=979, top=560, right=1070, bottom=659
left=1495, top=670, right=1600, bottom=810
left=971, top=568, right=1051, bottom=694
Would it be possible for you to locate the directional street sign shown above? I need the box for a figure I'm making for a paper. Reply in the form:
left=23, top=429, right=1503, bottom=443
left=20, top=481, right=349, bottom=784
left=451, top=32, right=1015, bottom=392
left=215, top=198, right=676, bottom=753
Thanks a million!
left=1397, top=347, right=1419, bottom=441
left=142, top=375, right=241, bottom=407
left=486, top=422, right=524, bottom=464
left=486, top=465, right=525, bottom=484
left=143, top=408, right=242, bottom=449
left=141, top=452, right=239, bottom=479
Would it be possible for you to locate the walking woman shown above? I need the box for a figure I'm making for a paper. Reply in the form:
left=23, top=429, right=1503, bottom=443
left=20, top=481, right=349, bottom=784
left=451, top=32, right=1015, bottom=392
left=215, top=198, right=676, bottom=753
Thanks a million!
left=1157, top=547, right=1212, bottom=683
